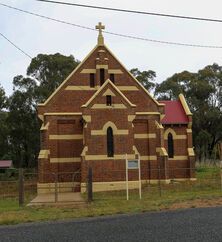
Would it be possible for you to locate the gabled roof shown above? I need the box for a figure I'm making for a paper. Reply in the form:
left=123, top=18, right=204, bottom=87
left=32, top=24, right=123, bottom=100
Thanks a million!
left=0, top=160, right=12, bottom=168
left=38, top=41, right=164, bottom=108
left=38, top=44, right=99, bottom=106
left=82, top=79, right=136, bottom=108
left=103, top=44, right=164, bottom=107
left=159, top=100, right=189, bottom=124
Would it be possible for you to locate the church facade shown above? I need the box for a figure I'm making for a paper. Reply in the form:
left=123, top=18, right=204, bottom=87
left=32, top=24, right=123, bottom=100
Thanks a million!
left=37, top=23, right=195, bottom=193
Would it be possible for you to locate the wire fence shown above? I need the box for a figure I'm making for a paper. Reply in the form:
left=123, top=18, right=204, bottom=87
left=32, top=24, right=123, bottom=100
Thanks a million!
left=0, top=166, right=222, bottom=205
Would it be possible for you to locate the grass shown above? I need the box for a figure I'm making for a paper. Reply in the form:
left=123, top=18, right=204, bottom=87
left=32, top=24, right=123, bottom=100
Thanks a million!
left=0, top=167, right=222, bottom=225
left=1, top=185, right=222, bottom=225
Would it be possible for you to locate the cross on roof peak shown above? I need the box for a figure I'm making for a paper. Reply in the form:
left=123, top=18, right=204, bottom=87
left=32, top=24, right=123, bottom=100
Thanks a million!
left=95, top=22, right=105, bottom=46
left=96, top=22, right=105, bottom=34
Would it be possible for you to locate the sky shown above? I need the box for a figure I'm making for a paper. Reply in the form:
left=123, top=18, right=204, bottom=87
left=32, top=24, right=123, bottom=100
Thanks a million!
left=1, top=0, right=222, bottom=96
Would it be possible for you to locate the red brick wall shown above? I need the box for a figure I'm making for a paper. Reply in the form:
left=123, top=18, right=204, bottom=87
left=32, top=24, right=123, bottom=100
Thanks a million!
left=38, top=43, right=193, bottom=185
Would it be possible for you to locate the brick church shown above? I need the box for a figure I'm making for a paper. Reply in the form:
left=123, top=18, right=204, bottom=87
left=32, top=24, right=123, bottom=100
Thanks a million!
left=37, top=23, right=195, bottom=193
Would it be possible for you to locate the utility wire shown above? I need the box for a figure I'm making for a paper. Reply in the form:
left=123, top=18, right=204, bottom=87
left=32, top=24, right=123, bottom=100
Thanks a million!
left=1, top=3, right=222, bottom=49
left=0, top=32, right=32, bottom=59
left=36, top=0, right=222, bottom=24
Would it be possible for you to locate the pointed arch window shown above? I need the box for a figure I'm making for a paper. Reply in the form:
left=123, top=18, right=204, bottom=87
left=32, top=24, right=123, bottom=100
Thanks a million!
left=168, top=133, right=174, bottom=158
left=90, top=73, right=95, bottom=87
left=100, top=68, right=105, bottom=85
left=107, top=127, right=114, bottom=157
left=106, top=95, right=112, bottom=106
left=110, top=74, right=115, bottom=83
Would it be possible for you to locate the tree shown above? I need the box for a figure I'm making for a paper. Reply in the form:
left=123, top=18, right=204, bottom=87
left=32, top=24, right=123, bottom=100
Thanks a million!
left=0, top=85, right=9, bottom=159
left=7, top=90, right=40, bottom=167
left=155, top=63, right=222, bottom=161
left=130, top=68, right=156, bottom=92
left=27, top=53, right=80, bottom=103
left=7, top=53, right=80, bottom=167
left=154, top=71, right=194, bottom=100
left=0, top=85, right=7, bottom=110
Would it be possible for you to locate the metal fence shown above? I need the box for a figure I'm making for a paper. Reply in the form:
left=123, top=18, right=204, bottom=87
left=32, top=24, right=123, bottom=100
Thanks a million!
left=0, top=166, right=222, bottom=205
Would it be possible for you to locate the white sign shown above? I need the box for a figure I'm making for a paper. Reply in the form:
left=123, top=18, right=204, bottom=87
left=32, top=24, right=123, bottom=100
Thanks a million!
left=128, top=160, right=139, bottom=169
left=125, top=154, right=141, bottom=200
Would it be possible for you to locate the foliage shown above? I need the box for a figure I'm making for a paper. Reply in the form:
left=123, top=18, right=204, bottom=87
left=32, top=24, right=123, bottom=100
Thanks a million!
left=7, top=90, right=40, bottom=167
left=0, top=111, right=10, bottom=159
left=130, top=68, right=156, bottom=92
left=155, top=63, right=222, bottom=161
left=27, top=53, right=80, bottom=103
left=0, top=85, right=7, bottom=110
left=1, top=53, right=79, bottom=167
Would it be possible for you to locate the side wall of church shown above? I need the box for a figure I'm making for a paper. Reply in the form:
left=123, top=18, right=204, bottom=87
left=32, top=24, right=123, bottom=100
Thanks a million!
left=163, top=123, right=195, bottom=179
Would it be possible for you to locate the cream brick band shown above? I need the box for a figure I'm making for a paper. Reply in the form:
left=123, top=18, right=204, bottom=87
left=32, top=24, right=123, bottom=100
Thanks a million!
left=80, top=179, right=171, bottom=193
left=140, top=156, right=157, bottom=160
left=134, top=133, right=156, bottom=139
left=85, top=154, right=135, bottom=160
left=136, top=112, right=160, bottom=115
left=80, top=69, right=96, bottom=74
left=91, top=129, right=128, bottom=135
left=108, top=69, right=123, bottom=74
left=65, top=85, right=140, bottom=92
left=168, top=156, right=188, bottom=160
left=118, top=86, right=138, bottom=91
left=65, top=86, right=98, bottom=91
left=49, top=135, right=83, bottom=140
left=164, top=135, right=187, bottom=140
left=50, top=157, right=81, bottom=163
left=44, top=112, right=82, bottom=116
left=164, top=128, right=187, bottom=140
left=96, top=64, right=108, bottom=69
left=91, top=121, right=129, bottom=136
left=91, top=104, right=127, bottom=109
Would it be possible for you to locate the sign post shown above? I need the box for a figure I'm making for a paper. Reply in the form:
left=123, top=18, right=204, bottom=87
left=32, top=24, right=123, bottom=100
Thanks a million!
left=125, top=154, right=141, bottom=200
left=125, top=155, right=129, bottom=200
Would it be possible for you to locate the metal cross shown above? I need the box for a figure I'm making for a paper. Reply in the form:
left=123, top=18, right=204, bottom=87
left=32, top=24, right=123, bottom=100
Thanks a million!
left=96, top=22, right=105, bottom=35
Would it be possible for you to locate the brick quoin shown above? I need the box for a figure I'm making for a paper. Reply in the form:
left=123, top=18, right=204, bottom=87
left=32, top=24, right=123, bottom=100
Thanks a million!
left=37, top=23, right=195, bottom=193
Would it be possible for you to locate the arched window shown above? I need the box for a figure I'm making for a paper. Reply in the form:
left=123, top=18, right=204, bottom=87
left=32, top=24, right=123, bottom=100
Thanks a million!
left=168, top=133, right=174, bottom=158
left=100, top=68, right=105, bottom=85
left=107, top=127, right=114, bottom=157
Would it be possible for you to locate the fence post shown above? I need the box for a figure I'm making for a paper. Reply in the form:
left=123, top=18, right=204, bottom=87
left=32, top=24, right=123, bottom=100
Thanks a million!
left=55, top=173, right=58, bottom=203
left=220, top=161, right=222, bottom=192
left=158, top=165, right=162, bottom=197
left=88, top=167, right=93, bottom=202
left=18, top=168, right=24, bottom=206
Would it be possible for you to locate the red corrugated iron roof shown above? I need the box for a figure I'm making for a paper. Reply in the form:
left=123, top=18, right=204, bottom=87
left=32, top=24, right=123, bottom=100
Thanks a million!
left=0, top=160, right=12, bottom=168
left=160, top=100, right=189, bottom=124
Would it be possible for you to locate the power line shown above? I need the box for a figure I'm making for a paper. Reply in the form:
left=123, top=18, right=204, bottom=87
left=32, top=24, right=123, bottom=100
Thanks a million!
left=1, top=3, right=222, bottom=49
left=36, top=0, right=222, bottom=24
left=0, top=32, right=32, bottom=59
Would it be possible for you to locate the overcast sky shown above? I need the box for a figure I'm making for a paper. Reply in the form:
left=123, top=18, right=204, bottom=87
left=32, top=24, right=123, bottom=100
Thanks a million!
left=1, top=0, right=222, bottom=96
